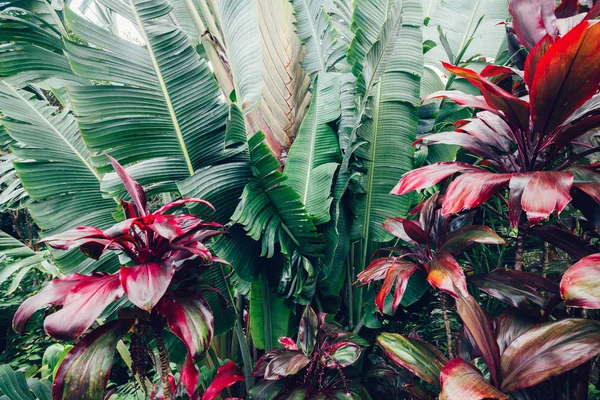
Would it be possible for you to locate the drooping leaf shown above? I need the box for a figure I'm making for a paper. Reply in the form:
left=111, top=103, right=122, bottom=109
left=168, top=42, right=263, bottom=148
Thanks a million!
left=500, top=318, right=600, bottom=392
left=426, top=252, right=468, bottom=299
left=119, top=262, right=174, bottom=312
left=250, top=277, right=292, bottom=350
left=508, top=0, right=557, bottom=50
left=560, top=253, right=600, bottom=309
left=298, top=306, right=319, bottom=356
left=201, top=361, right=244, bottom=400
left=216, top=0, right=262, bottom=112
left=0, top=364, right=34, bottom=400
left=156, top=290, right=214, bottom=359
left=0, top=230, right=44, bottom=289
left=52, top=319, right=132, bottom=400
left=284, top=72, right=341, bottom=225
left=13, top=273, right=123, bottom=340
left=439, top=358, right=508, bottom=400
left=439, top=225, right=505, bottom=254
left=495, top=310, right=536, bottom=354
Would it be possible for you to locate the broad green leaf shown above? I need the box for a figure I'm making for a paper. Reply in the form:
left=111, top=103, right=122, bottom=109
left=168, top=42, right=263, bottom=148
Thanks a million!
left=423, top=0, right=510, bottom=69
left=0, top=82, right=118, bottom=275
left=216, top=0, right=262, bottom=112
left=350, top=0, right=423, bottom=247
left=377, top=332, right=448, bottom=388
left=347, top=0, right=393, bottom=69
left=500, top=319, right=600, bottom=392
left=0, top=364, right=34, bottom=400
left=290, top=0, right=347, bottom=75
left=232, top=132, right=323, bottom=258
left=63, top=3, right=233, bottom=192
left=250, top=276, right=292, bottom=350
left=25, top=379, right=51, bottom=400
left=284, top=72, right=341, bottom=225
left=0, top=230, right=43, bottom=286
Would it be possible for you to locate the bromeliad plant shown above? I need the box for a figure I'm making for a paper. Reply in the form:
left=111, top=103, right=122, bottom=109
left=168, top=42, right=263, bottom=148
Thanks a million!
left=11, top=156, right=238, bottom=400
left=249, top=306, right=370, bottom=399
left=393, top=19, right=600, bottom=264
left=357, top=192, right=505, bottom=314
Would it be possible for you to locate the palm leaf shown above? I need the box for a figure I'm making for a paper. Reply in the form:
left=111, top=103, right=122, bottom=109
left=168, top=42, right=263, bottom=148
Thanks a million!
left=0, top=230, right=44, bottom=290
left=290, top=0, right=347, bottom=76
left=62, top=2, right=234, bottom=193
left=215, top=0, right=262, bottom=112
left=0, top=82, right=118, bottom=274
left=284, top=72, right=341, bottom=225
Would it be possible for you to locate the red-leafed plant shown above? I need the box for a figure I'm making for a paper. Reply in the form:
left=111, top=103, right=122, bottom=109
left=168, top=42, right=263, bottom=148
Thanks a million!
left=356, top=193, right=504, bottom=314
left=249, top=306, right=370, bottom=399
left=11, top=156, right=240, bottom=400
left=392, top=20, right=600, bottom=270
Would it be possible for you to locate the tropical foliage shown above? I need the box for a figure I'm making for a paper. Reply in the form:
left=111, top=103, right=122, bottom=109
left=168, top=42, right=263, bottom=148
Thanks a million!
left=1, top=0, right=600, bottom=398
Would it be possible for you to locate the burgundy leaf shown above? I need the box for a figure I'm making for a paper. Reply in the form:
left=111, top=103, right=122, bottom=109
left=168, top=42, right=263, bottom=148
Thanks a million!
left=382, top=218, right=428, bottom=244
left=299, top=306, right=318, bottom=356
left=441, top=172, right=511, bottom=215
left=418, top=132, right=497, bottom=159
left=524, top=35, right=554, bottom=89
left=107, top=154, right=148, bottom=216
left=456, top=293, right=501, bottom=387
left=377, top=332, right=448, bottom=388
left=425, top=91, right=499, bottom=114
left=560, top=253, right=600, bottom=308
left=264, top=351, right=311, bottom=380
left=120, top=262, right=175, bottom=312
left=202, top=361, right=244, bottom=400
left=520, top=171, right=573, bottom=224
left=439, top=358, right=508, bottom=400
left=495, top=310, right=536, bottom=354
left=426, top=252, right=468, bottom=299
left=529, top=225, right=599, bottom=259
left=181, top=355, right=199, bottom=398
left=586, top=1, right=600, bottom=19
left=53, top=319, right=132, bottom=400
left=500, top=319, right=600, bottom=392
left=555, top=0, right=579, bottom=18
left=554, top=113, right=600, bottom=148
left=439, top=225, right=505, bottom=254
left=391, top=162, right=481, bottom=195
left=13, top=273, right=123, bottom=340
left=456, top=113, right=512, bottom=153
left=155, top=290, right=214, bottom=359
left=508, top=173, right=531, bottom=228
left=509, top=0, right=558, bottom=50
left=443, top=62, right=530, bottom=130
left=531, top=21, right=600, bottom=135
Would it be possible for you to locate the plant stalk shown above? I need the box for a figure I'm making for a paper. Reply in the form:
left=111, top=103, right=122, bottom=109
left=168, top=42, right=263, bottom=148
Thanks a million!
left=441, top=294, right=454, bottom=359
left=154, top=327, right=172, bottom=400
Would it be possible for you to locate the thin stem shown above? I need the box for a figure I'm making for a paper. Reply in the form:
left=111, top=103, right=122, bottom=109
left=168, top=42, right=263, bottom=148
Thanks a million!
left=514, top=221, right=528, bottom=271
left=154, top=326, right=172, bottom=400
left=440, top=294, right=454, bottom=359
left=558, top=145, right=600, bottom=170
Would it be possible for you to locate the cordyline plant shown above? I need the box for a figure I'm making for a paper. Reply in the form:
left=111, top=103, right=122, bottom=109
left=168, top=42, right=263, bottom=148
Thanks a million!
left=356, top=192, right=505, bottom=314
left=393, top=19, right=600, bottom=269
left=374, top=230, right=600, bottom=398
left=249, top=306, right=370, bottom=399
left=11, top=156, right=242, bottom=400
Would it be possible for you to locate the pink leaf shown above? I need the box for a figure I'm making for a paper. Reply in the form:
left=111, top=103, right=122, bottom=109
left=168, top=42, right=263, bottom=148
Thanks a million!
left=509, top=0, right=558, bottom=50
left=442, top=172, right=511, bottom=215
left=202, top=361, right=244, bottom=400
left=560, top=253, right=600, bottom=308
left=426, top=253, right=469, bottom=299
left=439, top=358, right=508, bottom=400
left=520, top=171, right=573, bottom=224
left=107, top=154, right=148, bottom=216
left=391, top=163, right=480, bottom=195
left=120, top=262, right=174, bottom=312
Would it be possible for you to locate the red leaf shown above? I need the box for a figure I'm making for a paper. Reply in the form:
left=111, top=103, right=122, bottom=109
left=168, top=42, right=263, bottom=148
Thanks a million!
left=418, top=132, right=497, bottom=159
left=495, top=310, right=536, bottom=354
left=456, top=293, right=501, bottom=387
left=120, top=262, right=175, bottom=312
left=560, top=253, right=600, bottom=308
left=520, top=171, right=573, bottom=224
left=382, top=218, right=428, bottom=244
left=524, top=35, right=554, bottom=89
left=13, top=273, right=123, bottom=340
left=181, top=355, right=199, bottom=398
left=531, top=21, right=600, bottom=135
left=107, top=154, right=148, bottom=216
left=439, top=358, right=508, bottom=400
left=441, top=172, right=511, bottom=215
left=391, top=162, right=480, bottom=195
left=456, top=113, right=512, bottom=153
left=500, top=319, right=600, bottom=392
left=155, top=198, right=215, bottom=214
left=425, top=91, right=499, bottom=114
left=426, top=253, right=468, bottom=299
left=155, top=290, right=214, bottom=359
left=508, top=173, right=531, bottom=228
left=52, top=319, right=132, bottom=400
left=509, top=0, right=558, bottom=49
left=586, top=1, right=600, bottom=19
left=202, top=361, right=244, bottom=400
left=264, top=351, right=311, bottom=380
left=439, top=225, right=505, bottom=254
left=442, top=62, right=530, bottom=130
left=374, top=260, right=418, bottom=314
left=555, top=0, right=579, bottom=18
left=278, top=337, right=298, bottom=351
left=530, top=225, right=600, bottom=259
left=356, top=258, right=397, bottom=284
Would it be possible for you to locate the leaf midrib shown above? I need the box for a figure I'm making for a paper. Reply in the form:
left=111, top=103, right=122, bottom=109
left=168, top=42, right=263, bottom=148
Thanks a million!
left=300, top=0, right=327, bottom=73
left=128, top=0, right=195, bottom=176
